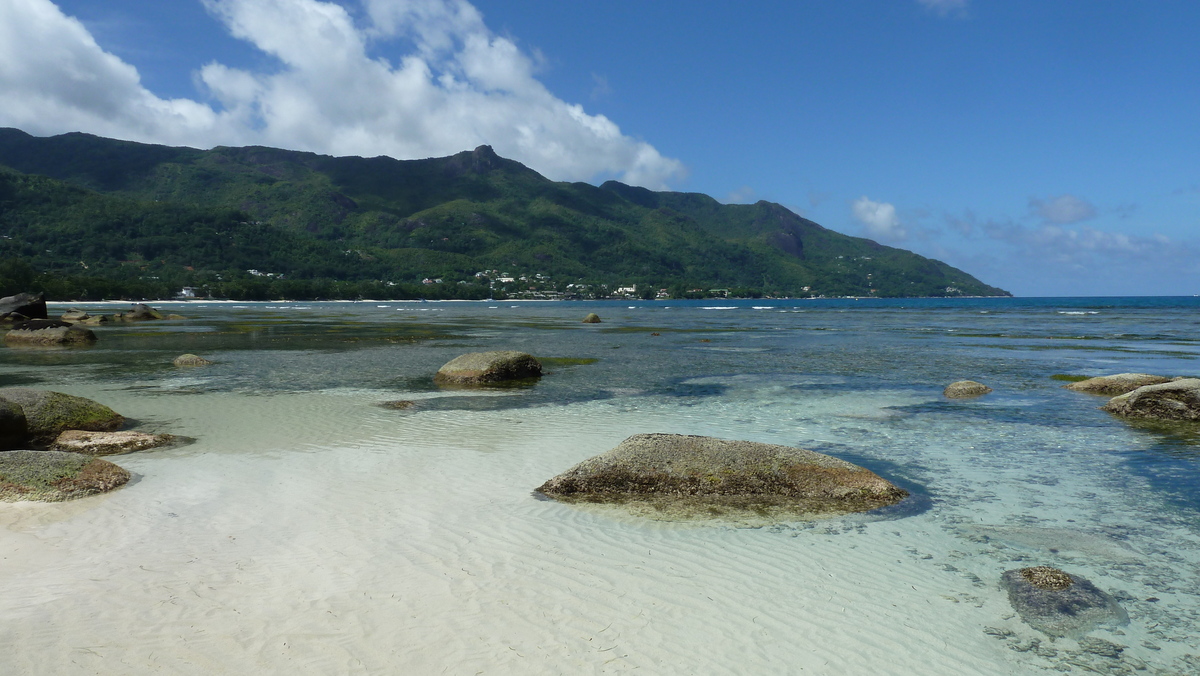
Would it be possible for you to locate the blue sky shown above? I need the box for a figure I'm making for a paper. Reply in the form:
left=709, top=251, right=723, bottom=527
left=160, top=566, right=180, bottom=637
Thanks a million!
left=2, top=0, right=1198, bottom=296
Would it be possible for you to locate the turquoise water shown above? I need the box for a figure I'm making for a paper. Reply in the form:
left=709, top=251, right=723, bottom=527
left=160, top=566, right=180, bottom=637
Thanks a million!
left=2, top=297, right=1199, bottom=674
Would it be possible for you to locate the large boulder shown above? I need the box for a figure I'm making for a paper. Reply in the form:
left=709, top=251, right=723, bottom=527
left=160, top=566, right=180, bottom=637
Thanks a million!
left=1103, top=378, right=1200, bottom=421
left=582, top=313, right=602, bottom=324
left=434, top=351, right=542, bottom=385
left=1001, top=566, right=1127, bottom=638
left=50, top=430, right=177, bottom=456
left=0, top=292, right=47, bottom=321
left=173, top=353, right=213, bottom=367
left=119, top=303, right=163, bottom=321
left=3, top=319, right=97, bottom=346
left=1066, top=373, right=1172, bottom=396
left=0, top=388, right=124, bottom=447
left=0, top=450, right=130, bottom=502
left=944, top=380, right=992, bottom=398
left=537, top=433, right=909, bottom=520
left=0, top=397, right=28, bottom=450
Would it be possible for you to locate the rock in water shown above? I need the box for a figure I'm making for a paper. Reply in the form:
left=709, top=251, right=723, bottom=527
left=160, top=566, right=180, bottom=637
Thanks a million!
left=0, top=450, right=130, bottom=502
left=1066, top=373, right=1172, bottom=396
left=944, top=380, right=993, bottom=398
left=0, top=292, right=47, bottom=320
left=434, top=351, right=542, bottom=385
left=0, top=388, right=124, bottom=447
left=1001, top=566, right=1127, bottom=638
left=0, top=398, right=28, bottom=450
left=1103, top=378, right=1200, bottom=421
left=173, top=353, right=213, bottom=367
left=537, top=433, right=909, bottom=521
left=120, top=303, right=163, bottom=321
left=50, top=430, right=177, bottom=456
left=3, top=319, right=97, bottom=346
left=582, top=313, right=602, bottom=323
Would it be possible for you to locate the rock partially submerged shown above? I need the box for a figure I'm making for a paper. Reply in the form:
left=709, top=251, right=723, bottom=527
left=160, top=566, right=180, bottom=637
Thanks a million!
left=379, top=400, right=416, bottom=410
left=173, top=353, right=213, bottom=367
left=537, top=433, right=909, bottom=521
left=0, top=450, right=130, bottom=502
left=4, top=319, right=97, bottom=346
left=0, top=292, right=47, bottom=321
left=50, top=430, right=177, bottom=456
left=1001, top=566, right=1127, bottom=638
left=1066, top=373, right=1172, bottom=396
left=1103, top=378, right=1200, bottom=421
left=944, top=380, right=992, bottom=398
left=0, top=388, right=124, bottom=447
left=434, top=351, right=542, bottom=385
left=119, top=303, right=163, bottom=321
left=582, top=313, right=602, bottom=324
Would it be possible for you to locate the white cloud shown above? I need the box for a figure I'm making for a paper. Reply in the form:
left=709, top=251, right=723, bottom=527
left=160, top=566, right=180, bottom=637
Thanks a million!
left=851, top=196, right=907, bottom=240
left=0, top=0, right=684, bottom=188
left=917, top=0, right=968, bottom=17
left=1029, top=194, right=1098, bottom=225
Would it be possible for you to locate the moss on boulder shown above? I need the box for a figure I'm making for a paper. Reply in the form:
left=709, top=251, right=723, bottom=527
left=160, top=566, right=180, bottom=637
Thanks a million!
left=0, top=388, right=124, bottom=447
left=537, top=433, right=909, bottom=521
left=0, top=450, right=130, bottom=502
left=582, top=313, right=602, bottom=323
left=434, top=351, right=542, bottom=385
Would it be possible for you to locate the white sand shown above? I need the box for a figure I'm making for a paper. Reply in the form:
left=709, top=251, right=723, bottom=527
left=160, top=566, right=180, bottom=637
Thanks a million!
left=0, top=385, right=1187, bottom=674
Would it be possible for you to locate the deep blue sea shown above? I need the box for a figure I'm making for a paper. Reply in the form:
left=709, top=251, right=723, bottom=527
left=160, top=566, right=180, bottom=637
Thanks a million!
left=1, top=296, right=1197, bottom=674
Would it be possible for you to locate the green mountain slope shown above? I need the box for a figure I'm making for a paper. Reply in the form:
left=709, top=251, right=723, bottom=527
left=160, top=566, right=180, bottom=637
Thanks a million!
left=0, top=128, right=1009, bottom=299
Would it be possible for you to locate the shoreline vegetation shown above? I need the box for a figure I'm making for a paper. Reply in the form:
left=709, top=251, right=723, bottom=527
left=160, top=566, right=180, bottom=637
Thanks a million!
left=0, top=128, right=1010, bottom=302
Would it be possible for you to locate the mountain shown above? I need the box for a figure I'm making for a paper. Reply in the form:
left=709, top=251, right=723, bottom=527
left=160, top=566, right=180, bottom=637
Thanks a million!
left=0, top=128, right=1009, bottom=300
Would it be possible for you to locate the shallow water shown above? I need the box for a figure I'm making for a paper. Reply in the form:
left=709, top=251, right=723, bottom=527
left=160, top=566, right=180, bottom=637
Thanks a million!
left=1, top=297, right=1199, bottom=674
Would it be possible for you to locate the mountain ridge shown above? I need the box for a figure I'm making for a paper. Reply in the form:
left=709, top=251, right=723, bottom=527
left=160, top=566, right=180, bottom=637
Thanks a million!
left=0, top=128, right=1010, bottom=300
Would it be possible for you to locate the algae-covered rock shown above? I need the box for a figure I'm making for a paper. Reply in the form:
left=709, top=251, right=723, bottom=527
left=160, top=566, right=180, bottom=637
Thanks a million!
left=4, top=319, right=97, bottom=346
left=944, top=380, right=993, bottom=398
left=1066, top=373, right=1172, bottom=396
left=0, top=397, right=28, bottom=450
left=1001, top=566, right=1127, bottom=638
left=173, top=353, right=213, bottom=367
left=50, top=430, right=177, bottom=456
left=434, top=351, right=542, bottom=385
left=0, top=388, right=124, bottom=447
left=582, top=313, right=602, bottom=324
left=537, top=433, right=909, bottom=521
left=0, top=450, right=130, bottom=501
left=1103, top=378, right=1200, bottom=421
left=379, top=400, right=416, bottom=410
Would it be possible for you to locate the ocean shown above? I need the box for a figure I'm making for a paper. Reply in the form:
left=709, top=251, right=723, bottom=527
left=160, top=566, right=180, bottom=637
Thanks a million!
left=1, top=297, right=1198, bottom=674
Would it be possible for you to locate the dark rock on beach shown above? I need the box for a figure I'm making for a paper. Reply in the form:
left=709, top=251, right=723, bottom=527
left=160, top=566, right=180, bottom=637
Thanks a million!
left=1066, top=373, right=1172, bottom=396
left=0, top=388, right=124, bottom=447
left=0, top=450, right=130, bottom=502
left=1001, top=566, right=1127, bottom=638
left=4, top=319, right=97, bottom=346
left=50, top=430, right=177, bottom=456
left=434, top=351, right=542, bottom=385
left=537, top=433, right=909, bottom=521
left=1103, top=378, right=1200, bottom=421
left=0, top=292, right=47, bottom=321
left=944, top=380, right=992, bottom=398
left=0, top=398, right=28, bottom=450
